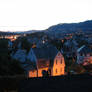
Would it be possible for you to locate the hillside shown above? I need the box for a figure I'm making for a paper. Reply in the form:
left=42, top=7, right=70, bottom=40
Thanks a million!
left=47, top=20, right=92, bottom=32
left=1, top=20, right=92, bottom=36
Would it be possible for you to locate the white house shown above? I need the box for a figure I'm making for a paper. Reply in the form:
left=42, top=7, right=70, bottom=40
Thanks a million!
left=77, top=45, right=92, bottom=65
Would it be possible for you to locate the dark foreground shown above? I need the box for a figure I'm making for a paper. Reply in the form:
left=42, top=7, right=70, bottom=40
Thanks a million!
left=0, top=74, right=92, bottom=92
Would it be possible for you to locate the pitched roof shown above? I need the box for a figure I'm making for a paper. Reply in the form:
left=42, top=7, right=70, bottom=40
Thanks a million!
left=21, top=62, right=37, bottom=71
left=27, top=46, right=59, bottom=69
left=64, top=39, right=78, bottom=47
left=32, top=46, right=58, bottom=60
left=12, top=49, right=27, bottom=63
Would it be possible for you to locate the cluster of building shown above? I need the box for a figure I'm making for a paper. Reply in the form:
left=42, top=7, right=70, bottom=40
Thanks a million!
left=10, top=41, right=92, bottom=78
left=0, top=35, right=20, bottom=41
left=6, top=32, right=92, bottom=78
left=77, top=45, right=92, bottom=65
left=11, top=46, right=65, bottom=77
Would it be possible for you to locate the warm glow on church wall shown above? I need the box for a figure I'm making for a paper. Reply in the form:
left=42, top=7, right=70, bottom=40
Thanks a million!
left=52, top=52, right=65, bottom=76
left=28, top=52, right=65, bottom=78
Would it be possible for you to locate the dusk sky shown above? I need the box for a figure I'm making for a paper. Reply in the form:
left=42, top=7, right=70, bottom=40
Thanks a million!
left=0, top=0, right=92, bottom=31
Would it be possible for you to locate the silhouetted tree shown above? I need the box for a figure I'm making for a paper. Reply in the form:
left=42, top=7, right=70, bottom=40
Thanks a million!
left=0, top=38, right=24, bottom=76
left=42, top=70, right=49, bottom=77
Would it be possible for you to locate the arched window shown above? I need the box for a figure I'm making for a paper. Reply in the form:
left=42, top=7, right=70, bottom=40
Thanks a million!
left=56, top=60, right=57, bottom=64
left=56, top=69, right=57, bottom=73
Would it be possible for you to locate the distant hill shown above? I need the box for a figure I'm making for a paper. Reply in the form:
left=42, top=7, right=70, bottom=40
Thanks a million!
left=45, top=20, right=92, bottom=34
left=0, top=30, right=41, bottom=36
left=0, top=20, right=92, bottom=35
left=15, top=30, right=40, bottom=34
left=0, top=31, right=20, bottom=36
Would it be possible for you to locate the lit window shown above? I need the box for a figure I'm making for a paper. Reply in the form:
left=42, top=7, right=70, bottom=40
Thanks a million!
left=56, top=60, right=57, bottom=64
left=56, top=69, right=57, bottom=73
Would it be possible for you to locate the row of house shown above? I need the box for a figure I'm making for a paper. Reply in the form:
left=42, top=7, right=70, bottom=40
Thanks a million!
left=11, top=46, right=65, bottom=77
left=11, top=43, right=92, bottom=78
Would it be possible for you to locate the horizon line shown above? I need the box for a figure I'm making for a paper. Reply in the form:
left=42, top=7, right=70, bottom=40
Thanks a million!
left=0, top=19, right=92, bottom=32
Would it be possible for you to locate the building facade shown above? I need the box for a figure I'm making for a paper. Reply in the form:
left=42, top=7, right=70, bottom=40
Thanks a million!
left=27, top=46, right=65, bottom=77
left=77, top=45, right=92, bottom=65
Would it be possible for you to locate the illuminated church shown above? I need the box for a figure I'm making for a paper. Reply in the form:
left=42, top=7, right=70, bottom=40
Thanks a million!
left=27, top=46, right=65, bottom=77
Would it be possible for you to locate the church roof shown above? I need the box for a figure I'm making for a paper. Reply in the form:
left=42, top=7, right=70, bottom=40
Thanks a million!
left=32, top=46, right=58, bottom=60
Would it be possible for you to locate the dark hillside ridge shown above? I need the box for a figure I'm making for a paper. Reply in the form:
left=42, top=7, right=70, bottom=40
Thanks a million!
left=47, top=20, right=92, bottom=32
left=1, top=20, right=92, bottom=35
